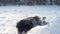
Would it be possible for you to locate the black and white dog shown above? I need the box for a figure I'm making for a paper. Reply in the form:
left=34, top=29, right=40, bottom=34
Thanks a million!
left=16, top=16, right=48, bottom=34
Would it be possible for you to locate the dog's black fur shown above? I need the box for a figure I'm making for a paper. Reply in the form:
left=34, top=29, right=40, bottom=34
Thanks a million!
left=16, top=19, right=33, bottom=34
left=16, top=16, right=48, bottom=34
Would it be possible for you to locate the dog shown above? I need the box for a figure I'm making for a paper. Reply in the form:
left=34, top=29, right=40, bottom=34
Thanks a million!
left=16, top=16, right=48, bottom=34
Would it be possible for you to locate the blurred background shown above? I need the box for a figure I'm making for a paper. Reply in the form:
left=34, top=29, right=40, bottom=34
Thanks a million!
left=0, top=0, right=60, bottom=6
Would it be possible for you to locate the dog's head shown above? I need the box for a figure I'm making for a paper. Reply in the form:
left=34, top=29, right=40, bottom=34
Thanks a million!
left=32, top=16, right=48, bottom=26
left=40, top=17, right=48, bottom=26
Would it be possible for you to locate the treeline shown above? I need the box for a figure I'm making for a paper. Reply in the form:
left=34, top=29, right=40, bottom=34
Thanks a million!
left=0, top=0, right=60, bottom=6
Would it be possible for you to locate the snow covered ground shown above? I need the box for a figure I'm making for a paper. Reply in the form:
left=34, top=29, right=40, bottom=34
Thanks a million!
left=0, top=5, right=60, bottom=34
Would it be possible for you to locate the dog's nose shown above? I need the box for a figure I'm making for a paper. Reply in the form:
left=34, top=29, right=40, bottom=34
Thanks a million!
left=41, top=21, right=49, bottom=26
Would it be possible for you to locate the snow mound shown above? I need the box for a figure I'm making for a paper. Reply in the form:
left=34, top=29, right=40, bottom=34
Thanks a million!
left=27, top=25, right=50, bottom=34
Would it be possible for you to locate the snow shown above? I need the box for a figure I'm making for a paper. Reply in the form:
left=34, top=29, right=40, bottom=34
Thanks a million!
left=49, top=15, right=60, bottom=34
left=27, top=25, right=50, bottom=34
left=0, top=5, right=60, bottom=34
